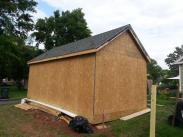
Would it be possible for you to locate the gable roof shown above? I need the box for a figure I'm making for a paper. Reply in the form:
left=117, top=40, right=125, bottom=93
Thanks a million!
left=28, top=24, right=150, bottom=64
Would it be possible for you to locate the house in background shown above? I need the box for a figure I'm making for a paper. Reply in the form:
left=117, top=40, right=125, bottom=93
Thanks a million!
left=26, top=24, right=150, bottom=124
left=172, top=57, right=183, bottom=93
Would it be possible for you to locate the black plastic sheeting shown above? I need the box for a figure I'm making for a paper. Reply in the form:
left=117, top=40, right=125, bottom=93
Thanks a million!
left=69, top=116, right=93, bottom=133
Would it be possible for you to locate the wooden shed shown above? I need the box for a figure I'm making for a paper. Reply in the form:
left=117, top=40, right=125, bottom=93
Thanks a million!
left=27, top=24, right=150, bottom=124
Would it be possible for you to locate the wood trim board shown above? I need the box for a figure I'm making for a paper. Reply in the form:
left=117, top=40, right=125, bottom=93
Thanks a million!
left=120, top=108, right=151, bottom=121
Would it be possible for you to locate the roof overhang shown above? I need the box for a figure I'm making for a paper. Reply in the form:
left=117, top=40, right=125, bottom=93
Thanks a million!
left=127, top=27, right=151, bottom=63
left=28, top=26, right=151, bottom=65
left=28, top=48, right=97, bottom=65
left=167, top=75, right=180, bottom=80
left=171, top=62, right=183, bottom=65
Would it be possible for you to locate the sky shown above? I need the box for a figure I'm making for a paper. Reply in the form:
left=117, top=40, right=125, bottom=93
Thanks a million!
left=33, top=0, right=183, bottom=69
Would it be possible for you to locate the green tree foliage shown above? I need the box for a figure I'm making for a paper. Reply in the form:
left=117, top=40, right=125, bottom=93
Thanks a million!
left=147, top=59, right=162, bottom=84
left=165, top=46, right=183, bottom=76
left=0, top=0, right=37, bottom=39
left=160, top=69, right=178, bottom=89
left=0, top=35, right=43, bottom=80
left=18, top=45, right=43, bottom=80
left=0, top=0, right=38, bottom=82
left=159, top=46, right=183, bottom=89
left=32, top=9, right=91, bottom=50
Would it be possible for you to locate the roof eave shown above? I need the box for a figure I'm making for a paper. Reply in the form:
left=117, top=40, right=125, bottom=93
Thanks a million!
left=28, top=48, right=97, bottom=65
left=28, top=27, right=129, bottom=65
left=28, top=25, right=151, bottom=64
left=171, top=62, right=183, bottom=65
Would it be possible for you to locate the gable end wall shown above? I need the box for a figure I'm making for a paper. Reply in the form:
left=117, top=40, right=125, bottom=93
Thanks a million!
left=92, top=31, right=147, bottom=123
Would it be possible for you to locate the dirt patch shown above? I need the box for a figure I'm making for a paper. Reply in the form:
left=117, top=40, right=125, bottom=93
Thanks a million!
left=26, top=109, right=80, bottom=137
left=19, top=109, right=115, bottom=137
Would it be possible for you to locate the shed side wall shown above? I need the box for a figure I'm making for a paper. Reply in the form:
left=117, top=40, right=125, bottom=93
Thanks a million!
left=93, top=31, right=147, bottom=123
left=28, top=54, right=95, bottom=120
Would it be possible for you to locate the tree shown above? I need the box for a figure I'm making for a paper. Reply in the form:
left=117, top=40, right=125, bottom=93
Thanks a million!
left=0, top=35, right=22, bottom=80
left=160, top=69, right=178, bottom=89
left=32, top=9, right=91, bottom=50
left=147, top=59, right=162, bottom=84
left=0, top=34, right=43, bottom=81
left=0, top=0, right=37, bottom=39
left=20, top=46, right=44, bottom=80
left=0, top=0, right=37, bottom=82
left=165, top=45, right=183, bottom=76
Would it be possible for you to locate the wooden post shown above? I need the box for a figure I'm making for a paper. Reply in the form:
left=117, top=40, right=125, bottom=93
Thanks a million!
left=150, top=85, right=157, bottom=137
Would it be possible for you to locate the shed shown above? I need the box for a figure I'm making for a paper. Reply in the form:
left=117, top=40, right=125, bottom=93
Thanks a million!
left=27, top=24, right=150, bottom=124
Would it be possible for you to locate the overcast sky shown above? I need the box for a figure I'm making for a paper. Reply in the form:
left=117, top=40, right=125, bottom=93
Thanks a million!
left=34, top=0, right=183, bottom=69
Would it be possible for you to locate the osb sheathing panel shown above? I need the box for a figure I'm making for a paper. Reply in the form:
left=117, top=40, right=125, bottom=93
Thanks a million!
left=28, top=54, right=95, bottom=121
left=93, top=31, right=147, bottom=123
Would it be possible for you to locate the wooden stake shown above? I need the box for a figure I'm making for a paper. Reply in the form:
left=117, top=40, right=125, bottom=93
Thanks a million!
left=150, top=85, right=157, bottom=137
left=102, top=110, right=105, bottom=128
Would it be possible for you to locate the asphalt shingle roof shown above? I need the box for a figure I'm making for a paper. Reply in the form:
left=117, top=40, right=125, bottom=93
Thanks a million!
left=29, top=24, right=150, bottom=64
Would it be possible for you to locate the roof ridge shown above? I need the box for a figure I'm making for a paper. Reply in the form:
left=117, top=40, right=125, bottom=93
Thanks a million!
left=28, top=24, right=150, bottom=64
left=40, top=25, right=130, bottom=56
left=53, top=24, right=130, bottom=49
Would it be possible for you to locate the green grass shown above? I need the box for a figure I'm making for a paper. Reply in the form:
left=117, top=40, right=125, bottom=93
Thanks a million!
left=8, top=86, right=27, bottom=99
left=108, top=94, right=183, bottom=137
left=0, top=86, right=27, bottom=100
left=0, top=105, right=33, bottom=137
left=110, top=114, right=150, bottom=137
left=0, top=94, right=183, bottom=137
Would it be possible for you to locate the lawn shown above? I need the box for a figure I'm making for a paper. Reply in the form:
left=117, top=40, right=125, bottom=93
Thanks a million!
left=9, top=86, right=27, bottom=99
left=0, top=86, right=27, bottom=100
left=0, top=93, right=183, bottom=137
